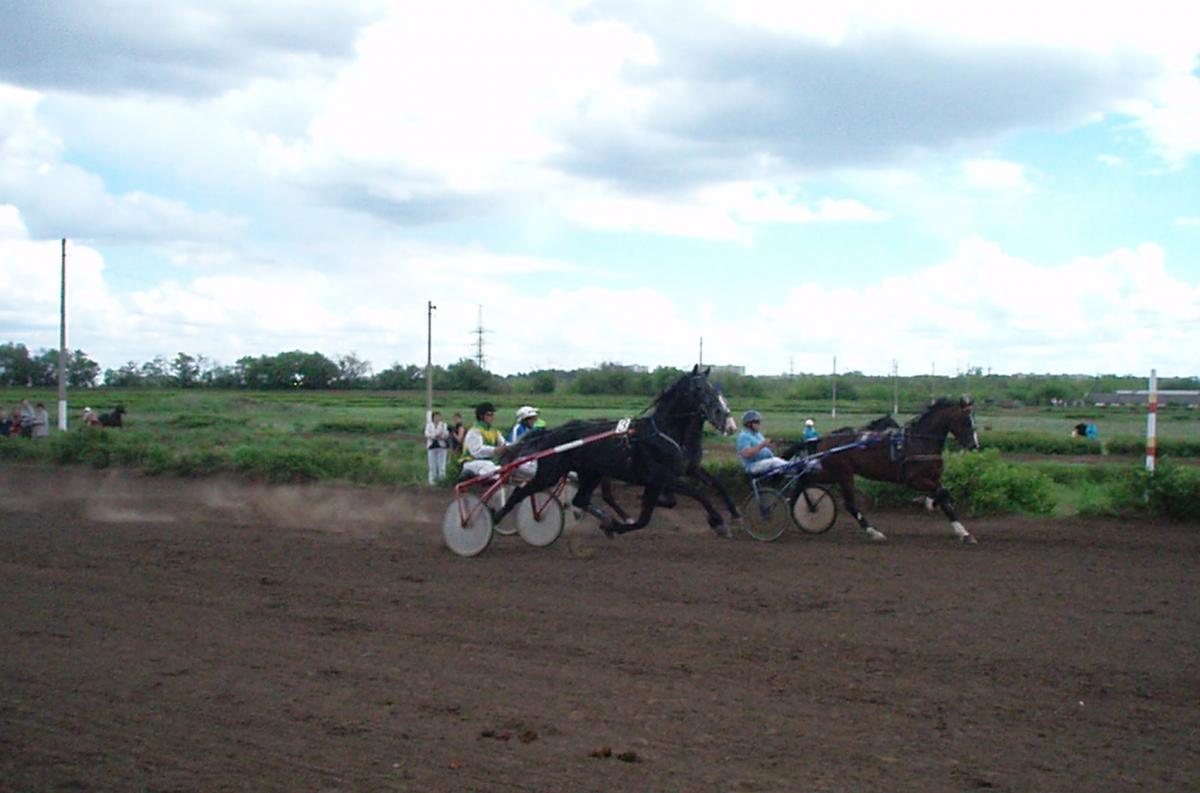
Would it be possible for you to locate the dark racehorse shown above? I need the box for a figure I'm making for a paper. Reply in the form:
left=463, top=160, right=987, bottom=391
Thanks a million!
left=98, top=406, right=126, bottom=427
left=648, top=383, right=741, bottom=522
left=494, top=365, right=738, bottom=537
left=811, top=397, right=980, bottom=543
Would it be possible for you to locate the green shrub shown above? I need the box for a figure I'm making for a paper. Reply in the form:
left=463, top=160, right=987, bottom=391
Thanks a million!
left=1096, top=462, right=1200, bottom=521
left=169, top=413, right=249, bottom=430
left=940, top=449, right=1055, bottom=516
left=311, top=419, right=407, bottom=435
left=980, top=431, right=1102, bottom=455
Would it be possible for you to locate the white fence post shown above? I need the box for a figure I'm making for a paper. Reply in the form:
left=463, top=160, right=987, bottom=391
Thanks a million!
left=1145, top=369, right=1157, bottom=473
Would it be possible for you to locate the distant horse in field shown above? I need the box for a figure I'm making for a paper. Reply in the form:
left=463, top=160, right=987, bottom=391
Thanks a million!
left=495, top=365, right=737, bottom=537
left=98, top=405, right=126, bottom=428
left=810, top=397, right=980, bottom=543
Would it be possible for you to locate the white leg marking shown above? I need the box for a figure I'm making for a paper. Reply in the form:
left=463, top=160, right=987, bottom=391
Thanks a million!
left=924, top=496, right=936, bottom=512
left=866, top=527, right=887, bottom=542
left=952, top=520, right=976, bottom=543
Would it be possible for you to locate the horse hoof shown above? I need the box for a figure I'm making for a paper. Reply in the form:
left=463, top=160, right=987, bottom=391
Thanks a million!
left=866, top=528, right=887, bottom=542
left=711, top=523, right=732, bottom=539
left=961, top=534, right=978, bottom=545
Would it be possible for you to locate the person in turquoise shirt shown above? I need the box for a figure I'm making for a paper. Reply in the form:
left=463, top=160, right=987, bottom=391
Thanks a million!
left=736, top=410, right=791, bottom=476
left=802, top=418, right=820, bottom=455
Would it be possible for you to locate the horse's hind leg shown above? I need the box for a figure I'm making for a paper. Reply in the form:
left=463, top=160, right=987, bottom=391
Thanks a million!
left=837, top=478, right=886, bottom=542
left=599, top=478, right=633, bottom=525
left=572, top=473, right=623, bottom=537
left=933, top=487, right=976, bottom=544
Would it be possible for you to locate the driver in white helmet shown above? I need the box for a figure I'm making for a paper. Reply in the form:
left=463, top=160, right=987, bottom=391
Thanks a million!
left=510, top=405, right=540, bottom=443
left=736, top=410, right=792, bottom=476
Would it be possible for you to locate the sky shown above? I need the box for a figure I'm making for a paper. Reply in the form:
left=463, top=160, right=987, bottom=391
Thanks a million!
left=1, top=1, right=1198, bottom=379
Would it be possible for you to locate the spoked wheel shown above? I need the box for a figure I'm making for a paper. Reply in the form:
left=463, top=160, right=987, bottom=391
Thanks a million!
left=791, top=486, right=838, bottom=534
left=515, top=492, right=565, bottom=547
left=442, top=493, right=494, bottom=557
left=487, top=484, right=517, bottom=536
left=741, top=488, right=790, bottom=542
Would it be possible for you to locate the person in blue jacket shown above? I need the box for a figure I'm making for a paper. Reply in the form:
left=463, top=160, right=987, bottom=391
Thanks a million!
left=736, top=410, right=791, bottom=476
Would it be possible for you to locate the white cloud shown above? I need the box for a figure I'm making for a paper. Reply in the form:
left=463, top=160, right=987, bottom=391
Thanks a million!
left=960, top=158, right=1033, bottom=194
left=3, top=211, right=1196, bottom=378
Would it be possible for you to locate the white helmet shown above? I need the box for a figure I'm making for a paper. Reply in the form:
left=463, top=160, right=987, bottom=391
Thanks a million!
left=515, top=405, right=539, bottom=422
left=805, top=418, right=815, bottom=427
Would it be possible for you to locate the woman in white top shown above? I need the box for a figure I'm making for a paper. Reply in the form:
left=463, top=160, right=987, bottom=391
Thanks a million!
left=424, top=410, right=450, bottom=485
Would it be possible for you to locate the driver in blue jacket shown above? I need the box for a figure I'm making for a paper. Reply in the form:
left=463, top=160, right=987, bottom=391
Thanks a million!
left=736, top=410, right=792, bottom=476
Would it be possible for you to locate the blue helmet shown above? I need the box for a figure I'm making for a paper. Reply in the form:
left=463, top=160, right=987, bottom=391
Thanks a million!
left=741, top=410, right=762, bottom=426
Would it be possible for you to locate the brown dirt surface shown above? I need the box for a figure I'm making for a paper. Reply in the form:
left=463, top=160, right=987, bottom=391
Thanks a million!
left=3, top=464, right=1198, bottom=792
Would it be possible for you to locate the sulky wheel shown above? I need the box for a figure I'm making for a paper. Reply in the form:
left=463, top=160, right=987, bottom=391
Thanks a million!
left=791, top=486, right=838, bottom=534
left=741, top=488, right=790, bottom=542
left=515, top=492, right=565, bottom=548
left=442, top=493, right=494, bottom=557
left=487, top=485, right=517, bottom=536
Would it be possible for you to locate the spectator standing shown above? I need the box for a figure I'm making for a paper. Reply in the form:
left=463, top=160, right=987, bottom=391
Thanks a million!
left=448, top=412, right=465, bottom=454
left=32, top=402, right=50, bottom=439
left=424, top=410, right=450, bottom=485
left=19, top=400, right=35, bottom=439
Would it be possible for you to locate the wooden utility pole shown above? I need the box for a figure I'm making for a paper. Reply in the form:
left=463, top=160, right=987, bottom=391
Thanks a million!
left=831, top=355, right=837, bottom=419
left=426, top=301, right=436, bottom=417
left=58, top=239, right=67, bottom=431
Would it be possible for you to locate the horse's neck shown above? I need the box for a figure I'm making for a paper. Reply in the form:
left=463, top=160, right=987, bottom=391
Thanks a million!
left=649, top=398, right=693, bottom=440
left=908, top=412, right=951, bottom=448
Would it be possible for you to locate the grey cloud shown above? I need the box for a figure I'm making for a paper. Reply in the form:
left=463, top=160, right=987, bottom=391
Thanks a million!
left=560, top=3, right=1163, bottom=192
left=0, top=0, right=383, bottom=97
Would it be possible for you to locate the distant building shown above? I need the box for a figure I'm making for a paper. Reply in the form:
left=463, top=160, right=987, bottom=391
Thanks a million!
left=706, top=364, right=746, bottom=377
left=1087, top=391, right=1200, bottom=408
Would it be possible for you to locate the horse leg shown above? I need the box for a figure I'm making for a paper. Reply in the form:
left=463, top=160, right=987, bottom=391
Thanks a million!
left=933, top=487, right=976, bottom=544
left=609, top=483, right=664, bottom=534
left=837, top=477, right=886, bottom=542
left=599, top=477, right=634, bottom=525
left=491, top=475, right=541, bottom=526
left=691, top=464, right=740, bottom=521
left=658, top=477, right=732, bottom=538
left=571, top=473, right=623, bottom=538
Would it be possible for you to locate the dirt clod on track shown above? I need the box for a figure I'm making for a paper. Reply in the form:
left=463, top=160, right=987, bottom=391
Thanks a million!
left=3, top=465, right=1198, bottom=792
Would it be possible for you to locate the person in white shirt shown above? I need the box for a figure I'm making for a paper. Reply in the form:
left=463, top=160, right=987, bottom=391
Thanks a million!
left=424, top=410, right=450, bottom=484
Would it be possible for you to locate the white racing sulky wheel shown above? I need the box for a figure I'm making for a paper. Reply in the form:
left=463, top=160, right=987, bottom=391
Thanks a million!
left=487, top=484, right=517, bottom=536
left=515, top=492, right=565, bottom=548
left=791, top=486, right=838, bottom=534
left=442, top=493, right=494, bottom=557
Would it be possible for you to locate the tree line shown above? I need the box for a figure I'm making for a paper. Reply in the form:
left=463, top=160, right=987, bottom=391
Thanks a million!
left=2, top=341, right=1194, bottom=406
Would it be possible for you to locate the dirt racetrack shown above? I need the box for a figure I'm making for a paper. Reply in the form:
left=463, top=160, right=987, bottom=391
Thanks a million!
left=2, top=465, right=1198, bottom=793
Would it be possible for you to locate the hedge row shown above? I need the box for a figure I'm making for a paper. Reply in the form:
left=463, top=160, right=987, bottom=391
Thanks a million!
left=980, top=431, right=1200, bottom=457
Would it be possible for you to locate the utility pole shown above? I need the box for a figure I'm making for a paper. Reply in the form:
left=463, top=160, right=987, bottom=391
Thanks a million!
left=698, top=336, right=703, bottom=367
left=831, top=355, right=837, bottom=419
left=473, top=305, right=486, bottom=369
left=58, top=239, right=67, bottom=431
left=426, top=300, right=436, bottom=418
left=892, top=359, right=899, bottom=416
left=930, top=361, right=936, bottom=404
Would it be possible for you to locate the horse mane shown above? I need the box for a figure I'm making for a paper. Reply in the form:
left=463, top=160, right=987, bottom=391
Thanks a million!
left=908, top=397, right=966, bottom=430
left=499, top=419, right=613, bottom=461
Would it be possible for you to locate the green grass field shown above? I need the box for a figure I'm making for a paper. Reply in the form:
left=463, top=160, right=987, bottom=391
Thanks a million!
left=2, top=388, right=1197, bottom=516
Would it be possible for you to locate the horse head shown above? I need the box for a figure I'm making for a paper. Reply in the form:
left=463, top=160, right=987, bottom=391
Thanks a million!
left=910, top=396, right=979, bottom=451
left=684, top=365, right=736, bottom=435
left=950, top=396, right=980, bottom=450
left=651, top=365, right=735, bottom=437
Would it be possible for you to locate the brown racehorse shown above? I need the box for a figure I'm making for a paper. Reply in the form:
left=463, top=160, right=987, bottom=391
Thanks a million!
left=810, top=397, right=980, bottom=543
